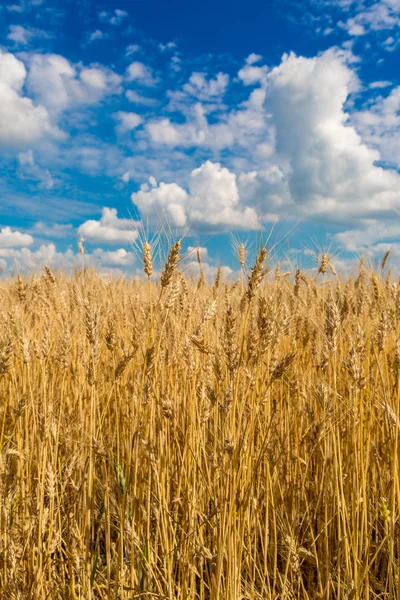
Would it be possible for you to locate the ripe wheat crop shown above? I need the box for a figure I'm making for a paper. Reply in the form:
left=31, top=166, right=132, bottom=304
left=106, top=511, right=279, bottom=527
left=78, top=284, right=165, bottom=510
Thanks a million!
left=0, top=249, right=400, bottom=599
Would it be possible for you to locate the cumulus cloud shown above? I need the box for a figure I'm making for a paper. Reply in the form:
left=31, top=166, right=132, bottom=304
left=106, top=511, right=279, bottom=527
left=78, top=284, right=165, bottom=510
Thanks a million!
left=78, top=207, right=140, bottom=244
left=26, top=54, right=121, bottom=114
left=307, top=0, right=400, bottom=45
left=114, top=111, right=143, bottom=133
left=126, top=61, right=158, bottom=86
left=238, top=63, right=268, bottom=86
left=142, top=49, right=400, bottom=230
left=260, top=50, right=400, bottom=221
left=338, top=0, right=400, bottom=37
left=246, top=53, right=263, bottom=65
left=166, top=72, right=229, bottom=115
left=360, top=242, right=400, bottom=270
left=0, top=244, right=72, bottom=273
left=0, top=243, right=135, bottom=274
left=184, top=257, right=233, bottom=281
left=0, top=227, right=34, bottom=248
left=91, top=247, right=135, bottom=266
left=352, top=85, right=400, bottom=166
left=182, top=72, right=229, bottom=100
left=183, top=246, right=235, bottom=282
left=187, top=246, right=209, bottom=260
left=147, top=107, right=207, bottom=147
left=333, top=220, right=400, bottom=251
left=0, top=226, right=33, bottom=249
left=131, top=160, right=259, bottom=230
left=147, top=89, right=269, bottom=151
left=0, top=50, right=62, bottom=146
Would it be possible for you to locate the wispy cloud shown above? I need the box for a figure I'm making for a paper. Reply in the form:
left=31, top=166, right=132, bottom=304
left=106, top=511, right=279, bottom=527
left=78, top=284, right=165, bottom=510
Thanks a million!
left=98, top=9, right=128, bottom=26
left=85, top=30, right=109, bottom=45
left=7, top=24, right=50, bottom=46
left=126, top=61, right=159, bottom=86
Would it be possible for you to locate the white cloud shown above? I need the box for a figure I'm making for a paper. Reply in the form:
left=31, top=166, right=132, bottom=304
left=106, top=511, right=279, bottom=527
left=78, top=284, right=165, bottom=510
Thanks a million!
left=7, top=4, right=24, bottom=12
left=182, top=72, right=229, bottom=100
left=0, top=243, right=135, bottom=274
left=170, top=55, right=182, bottom=72
left=26, top=54, right=121, bottom=114
left=0, top=244, right=70, bottom=273
left=0, top=50, right=26, bottom=91
left=65, top=142, right=124, bottom=176
left=184, top=246, right=234, bottom=281
left=132, top=160, right=259, bottom=230
left=336, top=0, right=400, bottom=37
left=132, top=179, right=188, bottom=227
left=7, top=24, right=50, bottom=45
left=18, top=149, right=35, bottom=166
left=382, top=35, right=400, bottom=50
left=255, top=142, right=275, bottom=158
left=345, top=22, right=366, bottom=36
left=142, top=49, right=400, bottom=228
left=7, top=25, right=32, bottom=44
left=6, top=0, right=42, bottom=10
left=126, top=61, right=157, bottom=86
left=306, top=0, right=400, bottom=49
left=147, top=118, right=186, bottom=146
left=32, top=222, right=74, bottom=238
left=147, top=86, right=269, bottom=151
left=99, top=9, right=128, bottom=26
left=369, top=80, right=393, bottom=89
left=114, top=111, right=143, bottom=133
left=78, top=207, right=140, bottom=244
left=17, top=149, right=55, bottom=188
left=166, top=72, right=229, bottom=115
left=260, top=50, right=400, bottom=221
left=0, top=226, right=34, bottom=248
left=334, top=220, right=400, bottom=251
left=126, top=89, right=158, bottom=106
left=238, top=63, right=268, bottom=86
left=111, top=9, right=128, bottom=24
left=86, top=30, right=109, bottom=45
left=159, top=41, right=177, bottom=52
left=352, top=84, right=400, bottom=166
left=80, top=67, right=109, bottom=89
left=184, top=259, right=233, bottom=281
left=91, top=247, right=135, bottom=266
left=187, top=245, right=208, bottom=259
left=246, top=53, right=263, bottom=65
left=362, top=242, right=400, bottom=270
left=126, top=44, right=140, bottom=56
left=0, top=50, right=62, bottom=147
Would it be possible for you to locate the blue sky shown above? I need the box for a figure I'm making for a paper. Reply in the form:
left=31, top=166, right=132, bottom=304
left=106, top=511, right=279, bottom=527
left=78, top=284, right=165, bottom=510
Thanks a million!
left=1, top=0, right=400, bottom=276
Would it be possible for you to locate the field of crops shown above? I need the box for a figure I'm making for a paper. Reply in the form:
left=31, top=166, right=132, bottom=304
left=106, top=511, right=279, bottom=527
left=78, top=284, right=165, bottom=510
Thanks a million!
left=0, top=244, right=399, bottom=599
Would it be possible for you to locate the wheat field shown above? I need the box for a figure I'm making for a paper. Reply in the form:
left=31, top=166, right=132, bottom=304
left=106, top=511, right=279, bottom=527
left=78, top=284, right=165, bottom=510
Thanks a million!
left=0, top=245, right=399, bottom=599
